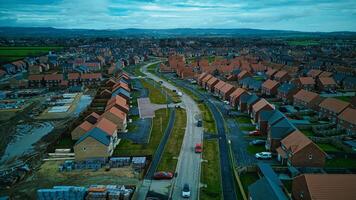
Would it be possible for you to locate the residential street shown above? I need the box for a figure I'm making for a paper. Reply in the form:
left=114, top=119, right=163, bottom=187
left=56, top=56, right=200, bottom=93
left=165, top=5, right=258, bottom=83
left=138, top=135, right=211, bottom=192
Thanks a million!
left=141, top=63, right=204, bottom=200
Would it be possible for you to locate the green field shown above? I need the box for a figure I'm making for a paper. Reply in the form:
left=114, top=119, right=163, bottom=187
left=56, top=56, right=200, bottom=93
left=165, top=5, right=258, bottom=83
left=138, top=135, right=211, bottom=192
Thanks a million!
left=200, top=139, right=222, bottom=200
left=326, top=157, right=356, bottom=168
left=157, top=108, right=187, bottom=172
left=287, top=40, right=320, bottom=46
left=113, top=108, right=170, bottom=156
left=0, top=46, right=63, bottom=63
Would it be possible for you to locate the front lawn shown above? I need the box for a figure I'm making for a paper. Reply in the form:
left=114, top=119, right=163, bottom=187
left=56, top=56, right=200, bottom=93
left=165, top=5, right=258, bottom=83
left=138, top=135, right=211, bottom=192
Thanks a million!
left=113, top=108, right=170, bottom=156
left=326, top=157, right=356, bottom=168
left=200, top=139, right=222, bottom=200
left=236, top=116, right=252, bottom=124
left=247, top=145, right=265, bottom=154
left=157, top=108, right=187, bottom=172
left=317, top=143, right=341, bottom=152
left=240, top=126, right=256, bottom=131
left=239, top=172, right=259, bottom=196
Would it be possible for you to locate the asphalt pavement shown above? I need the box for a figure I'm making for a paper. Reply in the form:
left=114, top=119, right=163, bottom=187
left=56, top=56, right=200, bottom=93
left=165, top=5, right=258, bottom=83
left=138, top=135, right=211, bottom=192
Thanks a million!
left=141, top=63, right=204, bottom=200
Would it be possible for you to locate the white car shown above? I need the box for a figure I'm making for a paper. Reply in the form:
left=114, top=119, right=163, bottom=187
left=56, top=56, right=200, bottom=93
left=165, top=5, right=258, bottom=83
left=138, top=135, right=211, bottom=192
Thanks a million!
left=255, top=152, right=272, bottom=159
left=182, top=184, right=191, bottom=198
left=223, top=100, right=229, bottom=105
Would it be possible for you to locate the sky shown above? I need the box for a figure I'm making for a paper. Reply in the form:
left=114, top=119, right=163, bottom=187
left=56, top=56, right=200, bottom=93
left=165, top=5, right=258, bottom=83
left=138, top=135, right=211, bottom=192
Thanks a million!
left=0, top=0, right=355, bottom=32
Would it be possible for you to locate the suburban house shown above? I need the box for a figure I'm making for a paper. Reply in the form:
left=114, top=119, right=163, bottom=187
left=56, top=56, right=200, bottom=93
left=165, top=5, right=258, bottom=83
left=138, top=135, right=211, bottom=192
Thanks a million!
left=111, top=87, right=130, bottom=101
left=219, top=83, right=235, bottom=100
left=68, top=73, right=80, bottom=86
left=277, top=83, right=299, bottom=103
left=197, top=72, right=209, bottom=85
left=101, top=107, right=127, bottom=132
left=244, top=94, right=260, bottom=114
left=266, top=118, right=296, bottom=152
left=100, top=89, right=112, bottom=98
left=258, top=110, right=285, bottom=135
left=251, top=98, right=274, bottom=122
left=338, top=108, right=356, bottom=135
left=74, top=127, right=114, bottom=161
left=317, top=77, right=337, bottom=91
left=261, top=79, right=280, bottom=96
left=293, top=77, right=315, bottom=91
left=276, top=130, right=326, bottom=167
left=81, top=73, right=102, bottom=85
left=248, top=163, right=288, bottom=200
left=71, top=121, right=94, bottom=140
left=319, top=71, right=333, bottom=77
left=274, top=70, right=290, bottom=82
left=213, top=80, right=226, bottom=96
left=229, top=88, right=248, bottom=107
left=206, top=76, right=219, bottom=92
left=237, top=70, right=251, bottom=81
left=106, top=95, right=129, bottom=113
left=307, top=69, right=323, bottom=78
left=343, top=77, right=356, bottom=90
left=292, top=174, right=356, bottom=200
left=44, top=74, right=63, bottom=87
left=84, top=112, right=100, bottom=124
left=95, top=117, right=119, bottom=145
left=293, top=89, right=320, bottom=110
left=318, top=97, right=350, bottom=123
left=201, top=74, right=213, bottom=89
left=106, top=78, right=117, bottom=88
left=28, top=74, right=44, bottom=87
left=266, top=68, right=278, bottom=79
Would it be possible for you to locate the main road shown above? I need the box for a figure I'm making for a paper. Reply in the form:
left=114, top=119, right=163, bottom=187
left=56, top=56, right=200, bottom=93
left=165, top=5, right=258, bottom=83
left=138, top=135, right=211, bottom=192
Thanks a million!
left=140, top=62, right=204, bottom=200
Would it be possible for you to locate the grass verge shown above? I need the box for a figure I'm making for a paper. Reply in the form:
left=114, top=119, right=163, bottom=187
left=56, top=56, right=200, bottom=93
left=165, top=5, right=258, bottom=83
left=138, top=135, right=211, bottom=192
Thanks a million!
left=113, top=108, right=170, bottom=156
left=141, top=79, right=168, bottom=104
left=240, top=172, right=259, bottom=195
left=236, top=116, right=252, bottom=124
left=200, top=139, right=222, bottom=200
left=157, top=108, right=187, bottom=172
left=198, top=103, right=216, bottom=134
left=325, top=157, right=356, bottom=168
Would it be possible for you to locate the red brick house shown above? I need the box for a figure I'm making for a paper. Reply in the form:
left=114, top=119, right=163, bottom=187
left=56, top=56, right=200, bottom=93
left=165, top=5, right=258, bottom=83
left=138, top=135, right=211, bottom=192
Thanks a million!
left=44, top=74, right=63, bottom=87
left=293, top=77, right=315, bottom=91
left=338, top=108, right=356, bottom=135
left=251, top=98, right=274, bottom=122
left=317, top=77, right=337, bottom=91
left=28, top=74, right=44, bottom=87
left=237, top=70, right=251, bottom=81
left=274, top=70, right=290, bottom=82
left=159, top=63, right=174, bottom=73
left=266, top=68, right=278, bottom=79
left=214, top=80, right=226, bottom=96
left=68, top=73, right=80, bottom=86
left=84, top=112, right=100, bottom=124
left=319, top=71, right=333, bottom=77
left=293, top=89, right=320, bottom=109
left=106, top=95, right=129, bottom=113
left=229, top=88, right=247, bottom=107
left=201, top=74, right=213, bottom=88
left=276, top=130, right=326, bottom=167
left=292, top=174, right=356, bottom=200
left=319, top=98, right=350, bottom=123
left=261, top=79, right=280, bottom=96
left=197, top=72, right=209, bottom=86
left=277, top=83, right=299, bottom=103
left=307, top=69, right=322, bottom=78
left=81, top=73, right=102, bottom=85
left=206, top=76, right=219, bottom=92
left=220, top=83, right=235, bottom=100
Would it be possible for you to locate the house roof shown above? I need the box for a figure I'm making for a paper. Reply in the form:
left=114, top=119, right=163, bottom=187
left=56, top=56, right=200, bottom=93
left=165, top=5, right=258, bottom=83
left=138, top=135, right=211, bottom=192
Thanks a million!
left=262, top=79, right=280, bottom=90
left=44, top=74, right=63, bottom=81
left=237, top=70, right=250, bottom=79
left=68, top=73, right=80, bottom=80
left=252, top=98, right=274, bottom=113
left=248, top=177, right=288, bottom=200
left=260, top=110, right=284, bottom=124
left=214, top=80, right=226, bottom=90
left=270, top=118, right=296, bottom=139
left=78, top=121, right=94, bottom=132
left=299, top=77, right=315, bottom=85
left=296, top=174, right=356, bottom=200
left=95, top=117, right=117, bottom=136
left=281, top=130, right=314, bottom=154
left=319, top=98, right=350, bottom=114
left=246, top=94, right=260, bottom=105
left=258, top=163, right=283, bottom=186
left=28, top=74, right=44, bottom=81
left=274, top=70, right=288, bottom=79
left=319, top=71, right=333, bottom=77
left=75, top=127, right=110, bottom=146
left=220, top=83, right=234, bottom=94
left=319, top=77, right=336, bottom=85
left=81, top=73, right=102, bottom=80
left=307, top=69, right=323, bottom=77
left=230, top=88, right=246, bottom=99
left=201, top=74, right=213, bottom=83
left=338, top=107, right=356, bottom=125
left=111, top=88, right=130, bottom=99
left=293, top=89, right=319, bottom=102
left=266, top=68, right=277, bottom=77
left=207, top=76, right=219, bottom=86
left=198, top=72, right=208, bottom=81
left=106, top=106, right=126, bottom=121
left=106, top=95, right=129, bottom=112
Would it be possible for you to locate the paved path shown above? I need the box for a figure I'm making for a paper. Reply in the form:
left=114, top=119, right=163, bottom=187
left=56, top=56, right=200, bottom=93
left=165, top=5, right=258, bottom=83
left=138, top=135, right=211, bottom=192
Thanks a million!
left=141, top=62, right=204, bottom=200
left=137, top=97, right=167, bottom=118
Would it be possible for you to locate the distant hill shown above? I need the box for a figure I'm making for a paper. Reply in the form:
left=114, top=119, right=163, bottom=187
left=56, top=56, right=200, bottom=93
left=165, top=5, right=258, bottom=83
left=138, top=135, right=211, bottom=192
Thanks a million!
left=0, top=27, right=355, bottom=38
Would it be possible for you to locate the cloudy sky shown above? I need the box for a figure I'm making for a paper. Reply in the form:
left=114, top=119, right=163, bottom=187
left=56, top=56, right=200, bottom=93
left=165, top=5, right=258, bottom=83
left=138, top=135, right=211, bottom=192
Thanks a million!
left=0, top=0, right=355, bottom=32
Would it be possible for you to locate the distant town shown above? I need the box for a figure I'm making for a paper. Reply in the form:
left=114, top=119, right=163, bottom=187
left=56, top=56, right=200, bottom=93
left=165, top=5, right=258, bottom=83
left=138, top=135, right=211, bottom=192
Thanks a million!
left=0, top=32, right=355, bottom=200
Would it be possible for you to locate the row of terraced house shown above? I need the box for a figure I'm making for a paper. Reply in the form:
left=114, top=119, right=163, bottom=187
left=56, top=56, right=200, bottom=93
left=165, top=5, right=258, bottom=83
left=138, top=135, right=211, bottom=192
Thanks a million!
left=71, top=72, right=131, bottom=161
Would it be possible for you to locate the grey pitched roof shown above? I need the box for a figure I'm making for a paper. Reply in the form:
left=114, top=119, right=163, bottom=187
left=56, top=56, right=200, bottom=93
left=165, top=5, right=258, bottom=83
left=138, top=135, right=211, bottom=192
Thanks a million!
left=246, top=94, right=259, bottom=105
left=260, top=110, right=275, bottom=121
left=258, top=163, right=283, bottom=186
left=267, top=111, right=285, bottom=126
left=112, top=88, right=130, bottom=98
left=343, top=77, right=356, bottom=85
left=240, top=93, right=251, bottom=103
left=75, top=127, right=111, bottom=146
left=270, top=118, right=296, bottom=139
left=248, top=177, right=288, bottom=200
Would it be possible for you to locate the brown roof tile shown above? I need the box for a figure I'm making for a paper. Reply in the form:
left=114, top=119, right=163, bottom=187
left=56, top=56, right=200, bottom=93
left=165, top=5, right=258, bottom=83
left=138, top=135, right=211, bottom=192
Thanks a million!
left=262, top=79, right=280, bottom=90
left=252, top=98, right=274, bottom=112
left=338, top=107, right=356, bottom=125
left=294, top=89, right=319, bottom=103
left=319, top=98, right=350, bottom=114
left=319, top=77, right=336, bottom=85
left=299, top=77, right=315, bottom=85
left=95, top=117, right=117, bottom=136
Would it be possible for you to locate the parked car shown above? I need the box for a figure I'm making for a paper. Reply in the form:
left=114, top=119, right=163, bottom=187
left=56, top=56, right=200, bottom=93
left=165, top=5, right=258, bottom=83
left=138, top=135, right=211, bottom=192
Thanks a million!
left=248, top=130, right=261, bottom=136
left=197, top=119, right=202, bottom=127
left=249, top=140, right=266, bottom=146
left=182, top=184, right=191, bottom=198
left=159, top=81, right=163, bottom=84
left=177, top=92, right=183, bottom=96
left=255, top=152, right=272, bottom=159
left=195, top=143, right=202, bottom=153
left=223, top=100, right=229, bottom=105
left=153, top=171, right=173, bottom=180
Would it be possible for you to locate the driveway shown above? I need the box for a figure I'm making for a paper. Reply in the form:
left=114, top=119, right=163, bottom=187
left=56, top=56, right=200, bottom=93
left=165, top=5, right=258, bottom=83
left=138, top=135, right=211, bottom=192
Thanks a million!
left=138, top=97, right=167, bottom=118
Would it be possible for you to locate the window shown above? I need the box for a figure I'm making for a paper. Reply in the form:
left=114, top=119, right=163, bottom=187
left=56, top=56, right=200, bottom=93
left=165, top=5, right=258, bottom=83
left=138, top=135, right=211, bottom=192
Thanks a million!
left=83, top=147, right=86, bottom=151
left=309, top=154, right=313, bottom=160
